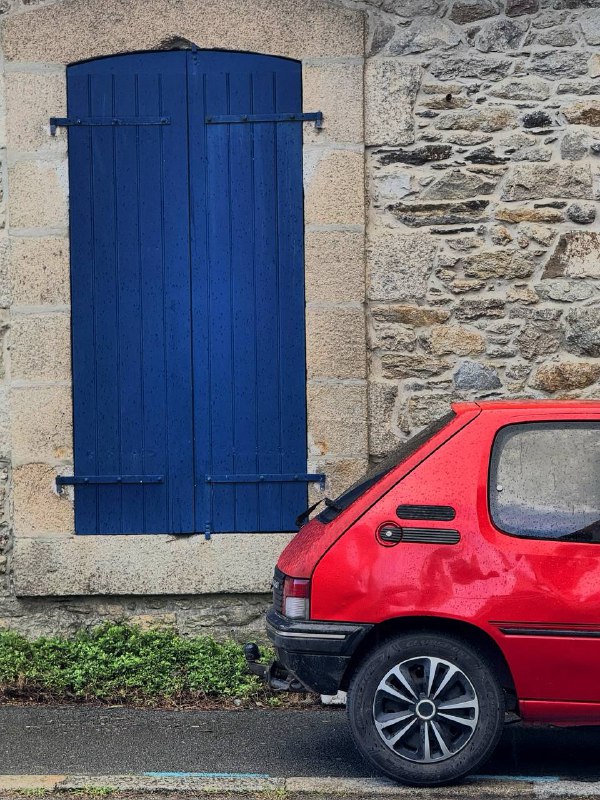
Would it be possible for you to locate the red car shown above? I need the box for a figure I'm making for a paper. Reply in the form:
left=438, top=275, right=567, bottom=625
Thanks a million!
left=247, top=400, right=600, bottom=785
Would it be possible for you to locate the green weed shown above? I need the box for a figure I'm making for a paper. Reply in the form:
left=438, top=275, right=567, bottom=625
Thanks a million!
left=0, top=623, right=274, bottom=704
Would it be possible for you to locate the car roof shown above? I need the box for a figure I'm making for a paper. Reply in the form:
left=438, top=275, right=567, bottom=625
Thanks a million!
left=452, top=399, right=600, bottom=413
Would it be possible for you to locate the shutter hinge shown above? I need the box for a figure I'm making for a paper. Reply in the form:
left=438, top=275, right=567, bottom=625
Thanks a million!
left=205, top=111, right=323, bottom=129
left=49, top=116, right=171, bottom=136
left=56, top=475, right=164, bottom=493
left=205, top=473, right=326, bottom=486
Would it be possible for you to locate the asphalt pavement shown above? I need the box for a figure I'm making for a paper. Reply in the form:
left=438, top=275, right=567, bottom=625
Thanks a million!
left=0, top=706, right=598, bottom=780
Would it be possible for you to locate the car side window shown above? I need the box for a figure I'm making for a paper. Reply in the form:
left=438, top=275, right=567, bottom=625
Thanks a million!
left=489, top=421, right=600, bottom=542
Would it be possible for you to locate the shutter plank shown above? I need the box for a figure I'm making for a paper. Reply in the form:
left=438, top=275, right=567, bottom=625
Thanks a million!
left=137, top=68, right=169, bottom=534
left=68, top=73, right=99, bottom=534
left=274, top=63, right=308, bottom=530
left=229, top=69, right=259, bottom=532
left=89, top=71, right=122, bottom=533
left=160, top=64, right=195, bottom=533
left=114, top=70, right=144, bottom=533
left=252, top=70, right=283, bottom=532
left=188, top=57, right=211, bottom=535
left=204, top=69, right=236, bottom=532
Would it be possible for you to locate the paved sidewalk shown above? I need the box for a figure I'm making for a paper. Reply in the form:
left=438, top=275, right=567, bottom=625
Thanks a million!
left=3, top=774, right=600, bottom=798
left=0, top=706, right=599, bottom=785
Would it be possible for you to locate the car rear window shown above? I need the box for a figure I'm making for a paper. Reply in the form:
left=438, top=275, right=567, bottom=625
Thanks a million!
left=489, top=421, right=600, bottom=541
left=318, top=410, right=456, bottom=523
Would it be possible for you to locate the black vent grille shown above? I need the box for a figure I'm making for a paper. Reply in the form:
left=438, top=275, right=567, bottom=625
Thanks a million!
left=379, top=526, right=460, bottom=545
left=272, top=567, right=285, bottom=613
left=396, top=504, right=456, bottom=522
left=401, top=527, right=460, bottom=545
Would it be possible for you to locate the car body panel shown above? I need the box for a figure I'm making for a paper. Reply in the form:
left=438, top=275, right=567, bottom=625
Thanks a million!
left=278, top=403, right=481, bottom=579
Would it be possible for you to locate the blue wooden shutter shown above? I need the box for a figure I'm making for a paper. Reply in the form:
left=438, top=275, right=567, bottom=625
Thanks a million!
left=188, top=52, right=308, bottom=534
left=66, top=52, right=195, bottom=534
left=66, top=50, right=310, bottom=535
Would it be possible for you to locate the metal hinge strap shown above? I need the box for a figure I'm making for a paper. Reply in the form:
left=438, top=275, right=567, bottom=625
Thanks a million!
left=56, top=475, right=164, bottom=487
left=49, top=116, right=171, bottom=136
left=205, top=112, right=323, bottom=129
left=205, top=473, right=325, bottom=486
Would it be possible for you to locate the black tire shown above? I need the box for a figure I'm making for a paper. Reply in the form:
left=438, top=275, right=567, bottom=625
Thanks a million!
left=346, top=632, right=505, bottom=786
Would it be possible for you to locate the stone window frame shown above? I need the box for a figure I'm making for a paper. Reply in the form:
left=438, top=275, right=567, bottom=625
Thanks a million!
left=0, top=0, right=368, bottom=596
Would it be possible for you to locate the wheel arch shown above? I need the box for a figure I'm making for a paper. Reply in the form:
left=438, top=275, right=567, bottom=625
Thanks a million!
left=341, top=616, right=518, bottom=712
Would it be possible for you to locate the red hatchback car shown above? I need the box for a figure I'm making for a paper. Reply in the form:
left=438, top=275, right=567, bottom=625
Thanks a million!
left=249, top=400, right=600, bottom=786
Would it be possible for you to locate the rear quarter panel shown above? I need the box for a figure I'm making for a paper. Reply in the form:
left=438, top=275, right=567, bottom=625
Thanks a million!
left=310, top=416, right=494, bottom=623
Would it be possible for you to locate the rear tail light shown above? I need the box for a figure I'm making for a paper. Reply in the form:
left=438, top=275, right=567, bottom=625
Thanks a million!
left=282, top=577, right=310, bottom=619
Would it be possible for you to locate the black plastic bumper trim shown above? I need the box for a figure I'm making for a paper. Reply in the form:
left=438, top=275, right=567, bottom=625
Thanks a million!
left=266, top=608, right=372, bottom=694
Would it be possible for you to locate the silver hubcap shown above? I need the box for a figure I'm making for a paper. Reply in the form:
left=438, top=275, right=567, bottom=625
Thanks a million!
left=373, top=656, right=480, bottom=764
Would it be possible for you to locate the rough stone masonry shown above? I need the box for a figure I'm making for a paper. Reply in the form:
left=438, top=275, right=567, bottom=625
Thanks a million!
left=0, top=0, right=598, bottom=638
left=353, top=0, right=600, bottom=460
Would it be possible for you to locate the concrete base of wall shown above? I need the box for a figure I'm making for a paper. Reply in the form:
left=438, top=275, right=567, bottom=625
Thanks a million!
left=13, top=533, right=292, bottom=596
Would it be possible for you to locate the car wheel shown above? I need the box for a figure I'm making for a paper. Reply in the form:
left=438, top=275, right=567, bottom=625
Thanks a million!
left=347, top=632, right=505, bottom=786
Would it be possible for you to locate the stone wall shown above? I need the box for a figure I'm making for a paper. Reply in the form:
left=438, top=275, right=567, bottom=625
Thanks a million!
left=358, top=0, right=600, bottom=459
left=0, top=0, right=368, bottom=614
left=0, top=590, right=272, bottom=641
left=0, top=0, right=598, bottom=637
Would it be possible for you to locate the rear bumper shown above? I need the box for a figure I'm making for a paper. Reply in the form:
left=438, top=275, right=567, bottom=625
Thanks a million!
left=266, top=607, right=373, bottom=694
